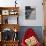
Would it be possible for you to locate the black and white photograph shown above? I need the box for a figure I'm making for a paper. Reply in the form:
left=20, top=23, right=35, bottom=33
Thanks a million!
left=25, top=6, right=36, bottom=20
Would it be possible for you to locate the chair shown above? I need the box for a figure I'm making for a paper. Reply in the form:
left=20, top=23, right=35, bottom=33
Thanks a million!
left=21, top=28, right=41, bottom=46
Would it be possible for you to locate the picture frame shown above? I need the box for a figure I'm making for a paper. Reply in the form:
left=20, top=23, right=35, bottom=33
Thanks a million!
left=8, top=16, right=18, bottom=24
left=1, top=28, right=18, bottom=41
left=25, top=6, right=36, bottom=20
left=9, top=10, right=18, bottom=15
left=1, top=28, right=13, bottom=41
left=2, top=16, right=8, bottom=24
left=2, top=16, right=18, bottom=24
left=2, top=10, right=9, bottom=15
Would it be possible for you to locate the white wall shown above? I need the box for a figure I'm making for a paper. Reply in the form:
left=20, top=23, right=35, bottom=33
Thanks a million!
left=0, top=0, right=44, bottom=26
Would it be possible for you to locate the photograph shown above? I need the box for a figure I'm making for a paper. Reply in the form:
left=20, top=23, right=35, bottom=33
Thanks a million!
left=25, top=6, right=36, bottom=20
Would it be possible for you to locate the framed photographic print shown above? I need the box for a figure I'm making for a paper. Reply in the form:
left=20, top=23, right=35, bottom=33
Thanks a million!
left=2, top=16, right=18, bottom=24
left=2, top=16, right=8, bottom=24
left=1, top=28, right=13, bottom=41
left=9, top=10, right=18, bottom=15
left=2, top=10, right=9, bottom=15
left=25, top=6, right=36, bottom=20
left=8, top=16, right=18, bottom=24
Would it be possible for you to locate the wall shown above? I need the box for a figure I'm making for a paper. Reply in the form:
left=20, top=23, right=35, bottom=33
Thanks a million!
left=18, top=0, right=44, bottom=26
left=0, top=0, right=44, bottom=26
